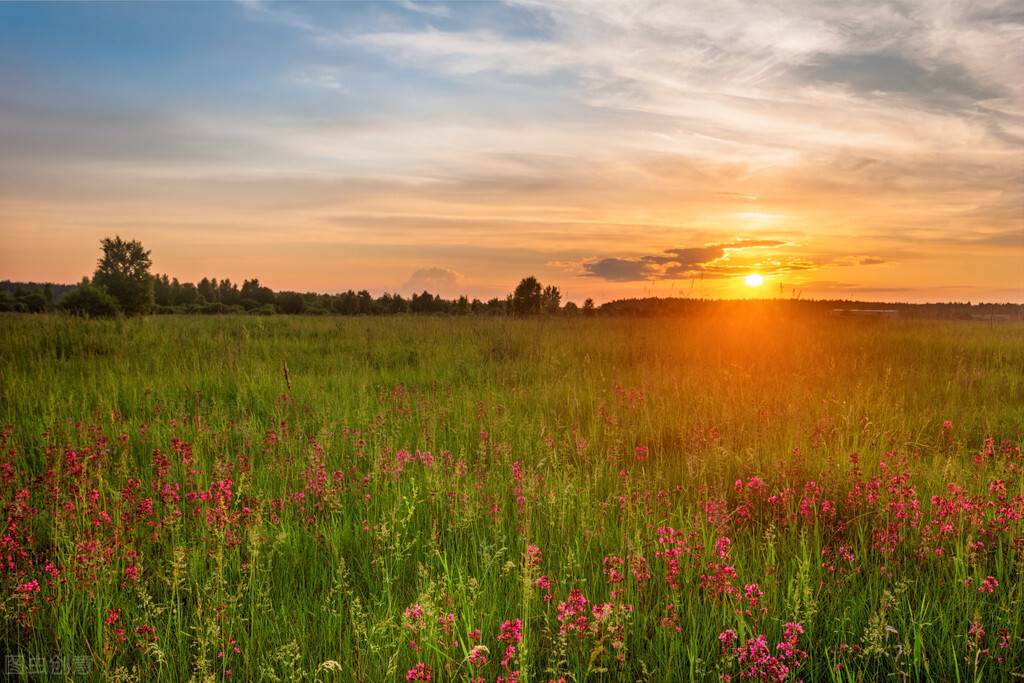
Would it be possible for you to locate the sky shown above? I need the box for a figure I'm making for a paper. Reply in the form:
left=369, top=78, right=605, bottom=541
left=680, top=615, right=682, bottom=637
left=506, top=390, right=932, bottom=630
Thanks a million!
left=1, top=1, right=1021, bottom=303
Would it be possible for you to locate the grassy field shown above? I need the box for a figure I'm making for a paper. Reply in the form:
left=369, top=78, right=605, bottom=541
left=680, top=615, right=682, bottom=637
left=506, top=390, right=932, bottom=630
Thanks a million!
left=1, top=311, right=1022, bottom=681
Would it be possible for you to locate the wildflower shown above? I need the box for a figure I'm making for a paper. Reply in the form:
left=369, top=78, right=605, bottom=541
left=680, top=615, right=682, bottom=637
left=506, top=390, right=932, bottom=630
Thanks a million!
left=591, top=602, right=613, bottom=622
left=661, top=603, right=682, bottom=633
left=498, top=618, right=523, bottom=670
left=719, top=623, right=807, bottom=681
left=718, top=630, right=737, bottom=649
left=630, top=554, right=652, bottom=584
left=406, top=662, right=432, bottom=681
left=534, top=575, right=553, bottom=602
left=978, top=576, right=998, bottom=593
left=135, top=623, right=158, bottom=646
left=603, top=555, right=625, bottom=584
left=104, top=609, right=120, bottom=626
left=468, top=645, right=488, bottom=667
left=699, top=563, right=739, bottom=599
left=403, top=604, right=426, bottom=628
left=498, top=619, right=523, bottom=645
left=556, top=588, right=589, bottom=637
left=438, top=613, right=455, bottom=632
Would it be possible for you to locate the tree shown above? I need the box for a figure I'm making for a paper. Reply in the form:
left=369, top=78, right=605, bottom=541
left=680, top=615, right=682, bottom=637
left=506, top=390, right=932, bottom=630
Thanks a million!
left=485, top=297, right=506, bottom=315
left=541, top=284, right=562, bottom=314
left=276, top=291, right=305, bottom=314
left=92, top=236, right=154, bottom=315
left=0, top=290, right=15, bottom=312
left=512, top=276, right=542, bottom=315
left=197, top=277, right=218, bottom=303
left=356, top=290, right=374, bottom=314
left=61, top=278, right=119, bottom=317
left=14, top=288, right=48, bottom=312
left=583, top=298, right=595, bottom=316
left=169, top=277, right=183, bottom=305
left=410, top=291, right=437, bottom=314
left=153, top=274, right=172, bottom=306
left=241, top=278, right=274, bottom=305
left=218, top=278, right=240, bottom=305
left=177, top=282, right=202, bottom=306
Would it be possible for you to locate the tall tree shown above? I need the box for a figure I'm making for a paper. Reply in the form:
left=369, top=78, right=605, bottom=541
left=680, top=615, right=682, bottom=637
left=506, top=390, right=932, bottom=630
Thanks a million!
left=512, top=276, right=542, bottom=315
left=92, top=236, right=154, bottom=315
left=541, top=284, right=562, bottom=314
left=218, top=278, right=240, bottom=305
left=153, top=274, right=172, bottom=306
left=197, top=277, right=217, bottom=303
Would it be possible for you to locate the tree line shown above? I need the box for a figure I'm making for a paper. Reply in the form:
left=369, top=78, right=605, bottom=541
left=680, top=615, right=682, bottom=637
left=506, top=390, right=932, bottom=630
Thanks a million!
left=1, top=237, right=596, bottom=317
left=4, top=237, right=1019, bottom=319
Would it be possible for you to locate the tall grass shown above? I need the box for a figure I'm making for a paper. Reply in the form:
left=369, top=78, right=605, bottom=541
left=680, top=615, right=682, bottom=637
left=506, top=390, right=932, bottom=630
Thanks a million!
left=1, top=312, right=1021, bottom=681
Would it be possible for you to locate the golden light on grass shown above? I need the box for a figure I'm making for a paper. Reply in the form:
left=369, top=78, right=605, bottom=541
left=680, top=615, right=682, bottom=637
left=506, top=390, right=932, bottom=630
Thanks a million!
left=744, top=273, right=765, bottom=288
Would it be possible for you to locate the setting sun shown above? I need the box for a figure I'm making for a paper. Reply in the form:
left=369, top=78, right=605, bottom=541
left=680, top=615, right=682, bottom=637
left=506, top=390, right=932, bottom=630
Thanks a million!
left=744, top=273, right=765, bottom=287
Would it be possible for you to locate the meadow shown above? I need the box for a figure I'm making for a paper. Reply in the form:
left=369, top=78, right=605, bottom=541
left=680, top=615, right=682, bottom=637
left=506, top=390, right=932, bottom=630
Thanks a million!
left=1, top=310, right=1022, bottom=681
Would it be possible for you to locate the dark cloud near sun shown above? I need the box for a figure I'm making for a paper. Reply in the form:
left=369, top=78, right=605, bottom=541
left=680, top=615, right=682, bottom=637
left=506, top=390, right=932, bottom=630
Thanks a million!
left=583, top=239, right=801, bottom=282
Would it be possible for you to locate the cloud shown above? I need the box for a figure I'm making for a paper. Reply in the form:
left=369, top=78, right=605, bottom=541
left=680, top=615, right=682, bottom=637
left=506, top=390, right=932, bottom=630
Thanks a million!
left=401, top=266, right=464, bottom=295
left=583, top=258, right=658, bottom=282
left=289, top=67, right=348, bottom=92
left=583, top=239, right=798, bottom=282
left=859, top=257, right=886, bottom=265
left=792, top=52, right=1004, bottom=111
left=398, top=1, right=451, bottom=19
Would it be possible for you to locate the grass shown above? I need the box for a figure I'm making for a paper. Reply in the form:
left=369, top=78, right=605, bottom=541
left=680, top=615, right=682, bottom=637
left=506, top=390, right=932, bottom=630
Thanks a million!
left=0, top=310, right=1022, bottom=681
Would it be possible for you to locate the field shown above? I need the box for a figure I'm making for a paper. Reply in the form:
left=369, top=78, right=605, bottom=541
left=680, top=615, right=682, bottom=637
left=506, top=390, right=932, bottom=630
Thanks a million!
left=1, top=311, right=1022, bottom=681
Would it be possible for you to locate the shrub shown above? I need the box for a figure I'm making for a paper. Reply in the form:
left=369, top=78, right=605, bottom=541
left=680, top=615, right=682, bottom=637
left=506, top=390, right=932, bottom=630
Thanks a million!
left=60, top=282, right=120, bottom=317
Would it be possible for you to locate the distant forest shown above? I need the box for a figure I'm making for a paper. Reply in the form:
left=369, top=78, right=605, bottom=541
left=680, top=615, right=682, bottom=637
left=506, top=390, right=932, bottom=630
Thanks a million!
left=2, top=274, right=582, bottom=316
left=2, top=236, right=1021, bottom=319
left=3, top=279, right=1020, bottom=320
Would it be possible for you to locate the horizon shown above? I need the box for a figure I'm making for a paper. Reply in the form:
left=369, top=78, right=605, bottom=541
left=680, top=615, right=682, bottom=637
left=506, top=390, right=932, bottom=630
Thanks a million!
left=1, top=2, right=1022, bottom=303
left=5, top=271, right=1023, bottom=308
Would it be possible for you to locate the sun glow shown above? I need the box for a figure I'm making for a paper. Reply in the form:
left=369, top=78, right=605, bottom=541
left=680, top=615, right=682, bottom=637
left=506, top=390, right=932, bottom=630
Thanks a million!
left=744, top=273, right=764, bottom=287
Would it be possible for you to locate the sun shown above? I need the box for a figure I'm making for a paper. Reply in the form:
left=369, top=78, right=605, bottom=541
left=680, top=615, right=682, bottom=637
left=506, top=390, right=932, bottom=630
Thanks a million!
left=744, top=273, right=765, bottom=287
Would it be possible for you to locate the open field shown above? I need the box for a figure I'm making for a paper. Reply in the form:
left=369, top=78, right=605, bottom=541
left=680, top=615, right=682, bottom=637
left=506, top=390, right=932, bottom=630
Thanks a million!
left=1, top=311, right=1022, bottom=681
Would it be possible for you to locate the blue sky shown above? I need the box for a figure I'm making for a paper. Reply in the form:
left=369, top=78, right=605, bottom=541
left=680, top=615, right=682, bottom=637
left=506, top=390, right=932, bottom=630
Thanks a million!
left=1, top=1, right=1021, bottom=302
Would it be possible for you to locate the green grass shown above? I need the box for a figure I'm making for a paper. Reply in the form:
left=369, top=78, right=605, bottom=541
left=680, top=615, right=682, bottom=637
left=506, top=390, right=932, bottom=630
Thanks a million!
left=0, top=311, right=1022, bottom=681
